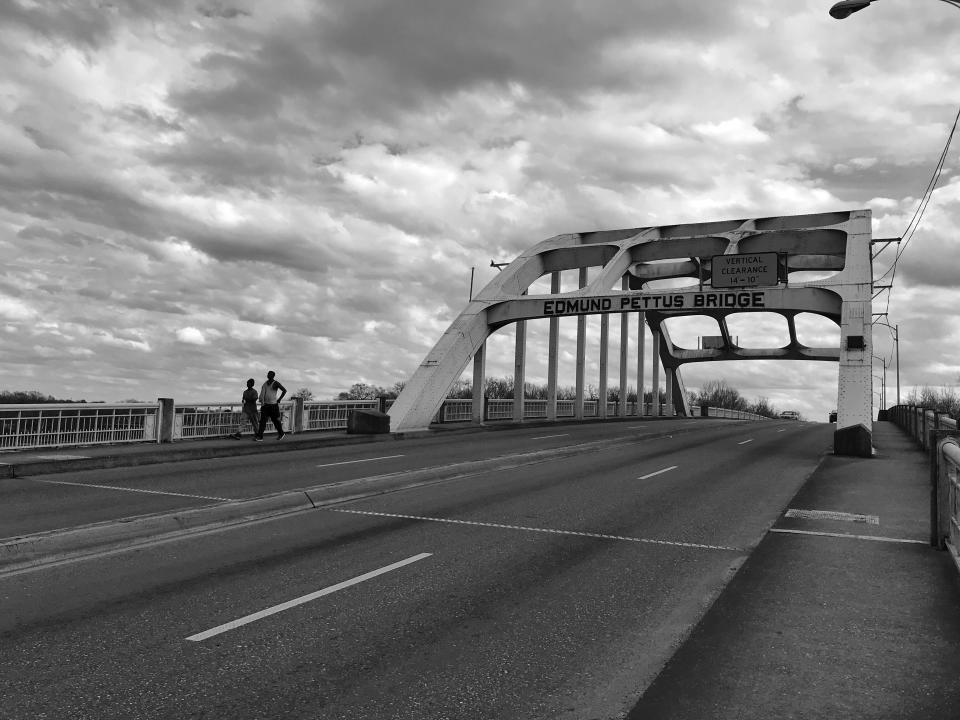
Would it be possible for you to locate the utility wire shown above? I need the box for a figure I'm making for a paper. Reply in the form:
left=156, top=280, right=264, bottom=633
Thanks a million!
left=875, top=101, right=960, bottom=316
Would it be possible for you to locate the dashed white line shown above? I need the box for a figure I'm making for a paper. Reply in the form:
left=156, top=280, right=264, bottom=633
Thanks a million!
left=327, top=508, right=741, bottom=552
left=530, top=433, right=569, bottom=440
left=738, top=439, right=754, bottom=445
left=31, top=478, right=233, bottom=502
left=777, top=429, right=786, bottom=433
left=638, top=466, right=678, bottom=480
left=186, top=553, right=433, bottom=642
left=316, top=454, right=405, bottom=468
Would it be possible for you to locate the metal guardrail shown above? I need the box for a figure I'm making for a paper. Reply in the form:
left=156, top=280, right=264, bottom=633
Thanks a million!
left=437, top=399, right=676, bottom=423
left=937, top=438, right=960, bottom=572
left=303, top=400, right=381, bottom=431
left=0, top=403, right=160, bottom=450
left=0, top=396, right=769, bottom=451
left=888, top=404, right=960, bottom=571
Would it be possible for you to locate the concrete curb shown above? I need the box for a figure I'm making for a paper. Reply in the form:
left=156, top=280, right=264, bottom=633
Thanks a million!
left=0, top=424, right=705, bottom=574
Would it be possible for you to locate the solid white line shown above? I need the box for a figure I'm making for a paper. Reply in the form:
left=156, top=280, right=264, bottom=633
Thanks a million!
left=186, top=553, right=433, bottom=642
left=316, top=454, right=405, bottom=468
left=638, top=466, right=678, bottom=480
left=738, top=439, right=754, bottom=445
left=769, top=528, right=926, bottom=545
left=530, top=434, right=569, bottom=440
left=31, top=478, right=234, bottom=502
left=328, top=508, right=741, bottom=552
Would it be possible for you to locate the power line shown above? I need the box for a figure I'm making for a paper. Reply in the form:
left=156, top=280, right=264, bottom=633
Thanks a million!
left=876, top=93, right=960, bottom=316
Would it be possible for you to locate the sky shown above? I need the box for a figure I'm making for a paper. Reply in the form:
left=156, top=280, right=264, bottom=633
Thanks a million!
left=1, top=0, right=959, bottom=423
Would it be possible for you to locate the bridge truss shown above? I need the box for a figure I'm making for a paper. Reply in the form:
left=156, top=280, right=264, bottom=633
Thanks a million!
left=388, top=209, right=874, bottom=455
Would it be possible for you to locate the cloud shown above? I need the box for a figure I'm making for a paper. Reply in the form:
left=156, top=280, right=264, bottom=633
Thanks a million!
left=0, top=0, right=957, bottom=423
left=176, top=327, right=207, bottom=345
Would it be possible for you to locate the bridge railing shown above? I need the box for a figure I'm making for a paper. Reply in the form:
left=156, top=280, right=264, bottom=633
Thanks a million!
left=888, top=405, right=960, bottom=570
left=435, top=399, right=678, bottom=423
left=887, top=404, right=958, bottom=451
left=0, top=403, right=161, bottom=450
left=0, top=396, right=768, bottom=451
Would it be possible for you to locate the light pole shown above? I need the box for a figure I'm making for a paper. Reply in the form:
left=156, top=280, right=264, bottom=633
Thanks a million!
left=830, top=0, right=960, bottom=18
left=873, top=354, right=889, bottom=409
left=873, top=320, right=900, bottom=404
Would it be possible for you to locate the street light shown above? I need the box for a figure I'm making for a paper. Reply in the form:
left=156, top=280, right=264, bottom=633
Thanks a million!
left=872, top=319, right=900, bottom=404
left=830, top=0, right=960, bottom=18
left=872, top=354, right=889, bottom=409
left=829, top=0, right=873, bottom=18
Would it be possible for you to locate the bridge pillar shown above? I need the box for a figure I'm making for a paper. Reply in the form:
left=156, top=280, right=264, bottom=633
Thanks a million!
left=637, top=312, right=646, bottom=415
left=599, top=314, right=609, bottom=419
left=547, top=272, right=560, bottom=421
left=575, top=268, right=587, bottom=420
left=652, top=329, right=661, bottom=416
left=513, top=317, right=526, bottom=423
left=665, top=368, right=674, bottom=416
left=471, top=343, right=485, bottom=425
left=619, top=276, right=629, bottom=417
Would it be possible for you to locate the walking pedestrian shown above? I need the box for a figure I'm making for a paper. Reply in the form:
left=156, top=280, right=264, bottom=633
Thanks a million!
left=237, top=378, right=260, bottom=439
left=256, top=370, right=287, bottom=440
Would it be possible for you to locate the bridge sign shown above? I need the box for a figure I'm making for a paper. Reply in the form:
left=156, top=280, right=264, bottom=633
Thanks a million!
left=711, top=252, right=778, bottom=288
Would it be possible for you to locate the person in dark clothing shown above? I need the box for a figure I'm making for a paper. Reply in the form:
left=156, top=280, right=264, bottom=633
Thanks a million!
left=235, top=378, right=260, bottom=439
left=256, top=370, right=287, bottom=440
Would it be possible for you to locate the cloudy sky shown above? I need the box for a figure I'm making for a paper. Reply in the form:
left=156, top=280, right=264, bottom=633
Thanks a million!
left=2, top=0, right=958, bottom=422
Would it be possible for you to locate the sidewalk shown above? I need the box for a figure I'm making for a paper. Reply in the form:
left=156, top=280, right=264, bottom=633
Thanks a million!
left=0, top=429, right=396, bottom=479
left=626, top=420, right=960, bottom=719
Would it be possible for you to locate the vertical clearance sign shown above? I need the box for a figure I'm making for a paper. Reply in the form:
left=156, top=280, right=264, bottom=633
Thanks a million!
left=711, top=252, right=779, bottom=288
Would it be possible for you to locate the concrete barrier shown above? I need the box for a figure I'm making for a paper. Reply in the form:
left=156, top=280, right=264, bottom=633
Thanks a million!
left=347, top=409, right=390, bottom=434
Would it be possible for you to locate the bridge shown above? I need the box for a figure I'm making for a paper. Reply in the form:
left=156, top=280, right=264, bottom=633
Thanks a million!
left=1, top=212, right=958, bottom=717
left=387, top=209, right=875, bottom=455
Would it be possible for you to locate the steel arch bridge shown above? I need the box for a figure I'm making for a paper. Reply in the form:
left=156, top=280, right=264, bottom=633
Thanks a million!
left=388, top=209, right=874, bottom=456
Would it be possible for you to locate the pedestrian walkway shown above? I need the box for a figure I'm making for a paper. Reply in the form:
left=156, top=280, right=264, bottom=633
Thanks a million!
left=626, top=420, right=960, bottom=719
left=0, top=430, right=380, bottom=478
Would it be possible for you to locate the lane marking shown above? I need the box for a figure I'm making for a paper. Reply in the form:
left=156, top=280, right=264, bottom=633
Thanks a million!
left=638, top=466, right=678, bottom=480
left=738, top=439, right=754, bottom=445
left=31, top=478, right=233, bottom=502
left=777, top=429, right=786, bottom=433
left=769, top=528, right=926, bottom=544
left=530, top=433, right=569, bottom=440
left=327, top=508, right=741, bottom=552
left=316, top=454, right=405, bottom=468
left=186, top=553, right=433, bottom=642
left=786, top=508, right=880, bottom=525
left=33, top=454, right=91, bottom=460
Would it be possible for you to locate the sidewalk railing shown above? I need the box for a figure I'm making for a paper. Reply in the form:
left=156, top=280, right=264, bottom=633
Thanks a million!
left=888, top=404, right=960, bottom=570
left=0, top=404, right=160, bottom=450
left=0, top=396, right=769, bottom=451
left=935, top=438, right=960, bottom=571
left=887, top=404, right=958, bottom=450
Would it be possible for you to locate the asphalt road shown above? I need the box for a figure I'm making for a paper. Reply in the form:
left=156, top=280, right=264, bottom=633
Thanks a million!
left=1, top=419, right=832, bottom=719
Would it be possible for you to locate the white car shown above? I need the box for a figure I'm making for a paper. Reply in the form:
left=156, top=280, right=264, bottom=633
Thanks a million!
left=779, top=410, right=800, bottom=420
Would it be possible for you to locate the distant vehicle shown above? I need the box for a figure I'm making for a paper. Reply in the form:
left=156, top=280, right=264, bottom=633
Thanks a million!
left=829, top=410, right=837, bottom=423
left=779, top=410, right=800, bottom=420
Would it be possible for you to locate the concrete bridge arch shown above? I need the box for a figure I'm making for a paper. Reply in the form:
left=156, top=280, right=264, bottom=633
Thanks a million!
left=388, top=209, right=874, bottom=455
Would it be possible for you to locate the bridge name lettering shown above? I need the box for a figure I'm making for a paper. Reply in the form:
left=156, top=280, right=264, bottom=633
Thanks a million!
left=541, top=291, right=765, bottom=316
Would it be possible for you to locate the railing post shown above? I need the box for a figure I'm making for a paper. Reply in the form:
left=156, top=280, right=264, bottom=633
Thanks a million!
left=292, top=396, right=305, bottom=433
left=157, top=398, right=174, bottom=443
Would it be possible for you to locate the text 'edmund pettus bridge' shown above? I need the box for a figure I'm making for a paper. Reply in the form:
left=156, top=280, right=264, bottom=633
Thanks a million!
left=543, top=291, right=766, bottom=316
